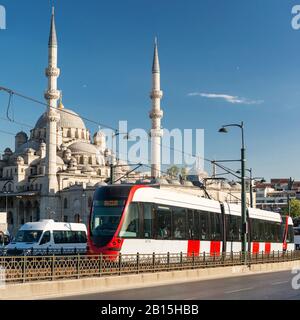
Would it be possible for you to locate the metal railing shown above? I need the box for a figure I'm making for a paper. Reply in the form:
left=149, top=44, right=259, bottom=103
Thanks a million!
left=0, top=247, right=86, bottom=257
left=0, top=250, right=299, bottom=284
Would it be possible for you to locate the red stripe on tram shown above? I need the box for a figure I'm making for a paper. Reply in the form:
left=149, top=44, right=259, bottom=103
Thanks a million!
left=265, top=243, right=271, bottom=254
left=187, top=240, right=200, bottom=257
left=252, top=242, right=259, bottom=254
left=210, top=241, right=221, bottom=257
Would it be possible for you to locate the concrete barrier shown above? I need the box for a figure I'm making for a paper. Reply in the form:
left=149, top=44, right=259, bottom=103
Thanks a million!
left=0, top=261, right=298, bottom=300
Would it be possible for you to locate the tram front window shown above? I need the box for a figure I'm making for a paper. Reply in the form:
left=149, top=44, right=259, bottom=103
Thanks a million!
left=91, top=200, right=125, bottom=247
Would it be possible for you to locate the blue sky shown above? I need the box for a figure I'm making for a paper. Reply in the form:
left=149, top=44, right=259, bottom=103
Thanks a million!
left=0, top=0, right=299, bottom=180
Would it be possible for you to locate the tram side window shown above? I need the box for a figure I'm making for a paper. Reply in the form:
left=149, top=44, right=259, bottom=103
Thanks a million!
left=199, top=211, right=210, bottom=241
left=258, top=220, right=265, bottom=242
left=172, top=207, right=186, bottom=240
left=251, top=219, right=259, bottom=241
left=251, top=219, right=281, bottom=243
left=143, top=203, right=153, bottom=239
left=226, top=215, right=241, bottom=242
left=268, top=222, right=278, bottom=242
left=156, top=206, right=171, bottom=240
left=119, top=203, right=139, bottom=238
left=210, top=212, right=222, bottom=241
left=188, top=210, right=199, bottom=240
left=264, top=223, right=272, bottom=242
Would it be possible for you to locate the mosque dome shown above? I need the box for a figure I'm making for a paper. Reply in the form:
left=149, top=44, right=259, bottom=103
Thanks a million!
left=39, top=156, right=65, bottom=166
left=15, top=141, right=40, bottom=154
left=69, top=141, right=98, bottom=155
left=34, top=108, right=86, bottom=130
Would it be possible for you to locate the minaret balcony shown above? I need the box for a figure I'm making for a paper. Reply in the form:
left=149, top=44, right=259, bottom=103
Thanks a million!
left=149, top=110, right=164, bottom=120
left=45, top=67, right=60, bottom=77
left=44, top=89, right=60, bottom=101
left=150, top=129, right=163, bottom=138
left=150, top=90, right=163, bottom=99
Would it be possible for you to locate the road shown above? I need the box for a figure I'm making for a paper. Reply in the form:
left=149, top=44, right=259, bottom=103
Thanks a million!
left=54, top=270, right=300, bottom=300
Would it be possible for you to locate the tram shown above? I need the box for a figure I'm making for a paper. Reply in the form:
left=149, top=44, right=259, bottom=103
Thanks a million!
left=88, top=185, right=294, bottom=256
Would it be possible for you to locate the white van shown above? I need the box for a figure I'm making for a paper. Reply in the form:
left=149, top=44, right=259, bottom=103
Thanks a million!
left=5, top=220, right=87, bottom=256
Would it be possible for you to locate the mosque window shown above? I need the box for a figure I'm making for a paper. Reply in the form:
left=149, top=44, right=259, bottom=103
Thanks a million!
left=82, top=131, right=85, bottom=139
left=89, top=157, right=93, bottom=165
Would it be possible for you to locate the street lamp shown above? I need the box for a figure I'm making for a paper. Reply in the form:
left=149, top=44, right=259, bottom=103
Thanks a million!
left=219, top=122, right=247, bottom=256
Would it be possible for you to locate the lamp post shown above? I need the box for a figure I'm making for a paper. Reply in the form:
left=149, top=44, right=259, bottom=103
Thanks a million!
left=219, top=122, right=247, bottom=256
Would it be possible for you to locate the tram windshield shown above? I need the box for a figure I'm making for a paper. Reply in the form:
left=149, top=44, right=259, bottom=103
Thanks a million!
left=90, top=200, right=126, bottom=246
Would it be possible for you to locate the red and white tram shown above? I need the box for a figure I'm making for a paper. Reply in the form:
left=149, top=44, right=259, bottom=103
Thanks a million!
left=88, top=185, right=294, bottom=256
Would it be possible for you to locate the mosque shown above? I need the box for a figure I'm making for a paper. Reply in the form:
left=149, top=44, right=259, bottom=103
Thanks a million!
left=0, top=9, right=252, bottom=236
left=0, top=9, right=134, bottom=235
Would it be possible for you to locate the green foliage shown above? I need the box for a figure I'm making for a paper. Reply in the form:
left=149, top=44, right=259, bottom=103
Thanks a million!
left=282, top=199, right=300, bottom=218
left=166, top=165, right=180, bottom=179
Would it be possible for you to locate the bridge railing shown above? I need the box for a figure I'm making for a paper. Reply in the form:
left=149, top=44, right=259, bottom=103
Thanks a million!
left=0, top=250, right=299, bottom=284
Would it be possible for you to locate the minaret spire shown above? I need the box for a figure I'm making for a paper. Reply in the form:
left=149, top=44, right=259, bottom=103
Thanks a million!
left=48, top=6, right=57, bottom=47
left=152, top=37, right=160, bottom=74
left=150, top=38, right=164, bottom=179
left=44, top=6, right=60, bottom=199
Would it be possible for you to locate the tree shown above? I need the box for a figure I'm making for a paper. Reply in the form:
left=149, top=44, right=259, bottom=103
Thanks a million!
left=282, top=199, right=300, bottom=218
left=167, top=165, right=180, bottom=179
left=180, top=167, right=188, bottom=180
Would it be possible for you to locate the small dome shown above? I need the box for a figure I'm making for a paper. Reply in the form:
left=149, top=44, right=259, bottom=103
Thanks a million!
left=16, top=131, right=28, bottom=138
left=4, top=148, right=12, bottom=154
left=34, top=108, right=86, bottom=131
left=15, top=141, right=40, bottom=154
left=93, top=130, right=105, bottom=138
left=70, top=157, right=77, bottom=164
left=69, top=141, right=98, bottom=155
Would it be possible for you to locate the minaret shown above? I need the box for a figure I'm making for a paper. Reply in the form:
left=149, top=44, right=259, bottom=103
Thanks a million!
left=45, top=7, right=60, bottom=195
left=150, top=38, right=164, bottom=178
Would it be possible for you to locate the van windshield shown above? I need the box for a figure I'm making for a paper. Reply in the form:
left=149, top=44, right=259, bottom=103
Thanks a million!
left=14, top=230, right=43, bottom=243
